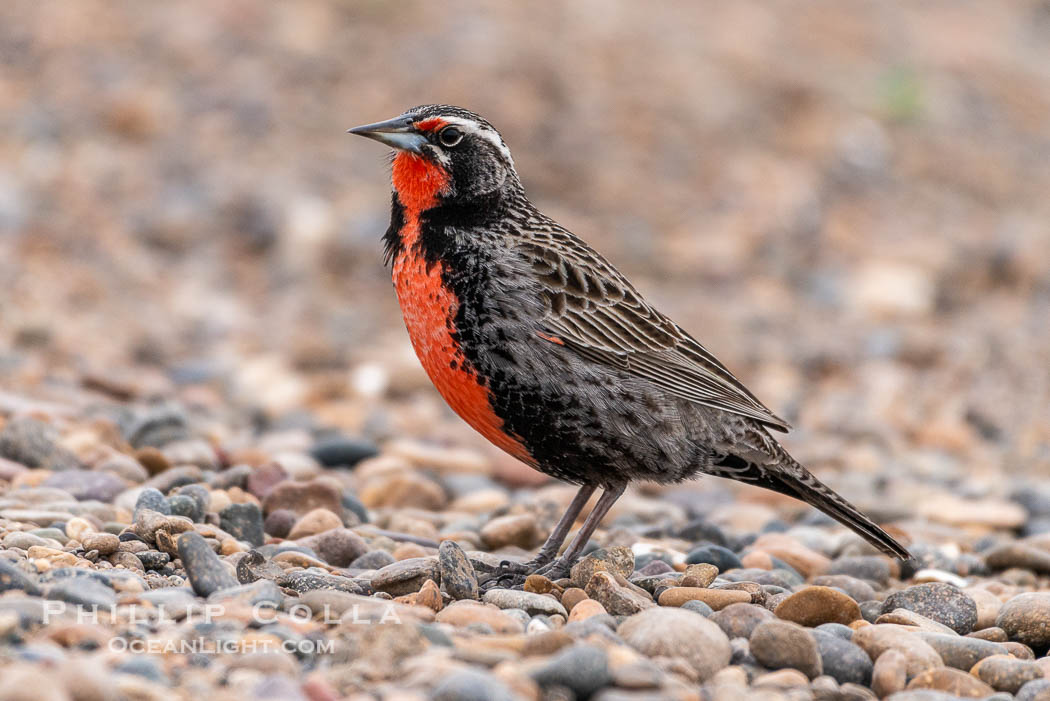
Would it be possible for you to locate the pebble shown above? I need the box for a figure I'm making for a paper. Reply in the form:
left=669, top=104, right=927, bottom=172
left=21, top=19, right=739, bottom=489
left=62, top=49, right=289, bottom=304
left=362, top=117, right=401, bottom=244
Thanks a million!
left=813, top=628, right=873, bottom=686
left=263, top=508, right=296, bottom=538
left=479, top=513, right=539, bottom=550
left=309, top=528, right=372, bottom=566
left=685, top=545, right=742, bottom=572
left=812, top=574, right=878, bottom=602
left=971, top=654, right=1045, bottom=693
left=917, top=631, right=1008, bottom=670
left=585, top=572, right=654, bottom=615
left=278, top=570, right=366, bottom=595
left=0, top=559, right=41, bottom=597
left=658, top=586, right=751, bottom=609
left=431, top=669, right=517, bottom=701
left=618, top=607, right=731, bottom=682
left=438, top=540, right=478, bottom=600
left=872, top=648, right=909, bottom=698
left=750, top=619, right=823, bottom=679
left=41, top=470, right=125, bottom=502
left=370, top=557, right=441, bottom=596
left=997, top=593, right=1050, bottom=648
left=963, top=587, right=1003, bottom=631
left=709, top=602, right=776, bottom=638
left=134, top=487, right=171, bottom=516
left=906, top=667, right=996, bottom=697
left=1017, top=679, right=1050, bottom=701
left=775, top=585, right=862, bottom=626
left=570, top=546, right=636, bottom=589
left=483, top=589, right=568, bottom=617
left=682, top=562, right=719, bottom=588
left=177, top=531, right=237, bottom=597
left=825, top=556, right=892, bottom=585
left=287, top=507, right=343, bottom=539
left=0, top=417, right=82, bottom=471
left=531, top=643, right=612, bottom=698
left=262, top=478, right=343, bottom=516
left=435, top=600, right=523, bottom=633
left=309, top=435, right=378, bottom=468
left=851, top=624, right=945, bottom=677
left=219, top=503, right=265, bottom=547
left=880, top=583, right=978, bottom=634
left=876, top=608, right=959, bottom=634
left=166, top=494, right=202, bottom=522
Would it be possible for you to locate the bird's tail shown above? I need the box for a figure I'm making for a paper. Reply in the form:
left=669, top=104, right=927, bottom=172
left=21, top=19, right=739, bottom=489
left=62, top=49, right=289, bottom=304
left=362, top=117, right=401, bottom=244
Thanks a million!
left=768, top=450, right=912, bottom=561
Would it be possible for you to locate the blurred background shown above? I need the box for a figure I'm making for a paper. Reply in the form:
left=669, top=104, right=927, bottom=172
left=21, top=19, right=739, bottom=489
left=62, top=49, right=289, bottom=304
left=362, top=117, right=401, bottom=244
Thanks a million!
left=1, top=1, right=1048, bottom=481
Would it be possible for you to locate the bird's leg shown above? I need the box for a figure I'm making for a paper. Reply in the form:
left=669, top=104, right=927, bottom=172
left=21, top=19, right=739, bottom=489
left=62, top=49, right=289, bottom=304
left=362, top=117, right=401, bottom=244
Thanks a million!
left=485, top=484, right=595, bottom=588
left=533, top=483, right=626, bottom=581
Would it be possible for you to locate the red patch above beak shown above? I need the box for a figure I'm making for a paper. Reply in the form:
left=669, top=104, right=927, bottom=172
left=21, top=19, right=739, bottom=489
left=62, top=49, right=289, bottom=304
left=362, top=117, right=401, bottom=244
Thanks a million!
left=414, top=117, right=448, bottom=133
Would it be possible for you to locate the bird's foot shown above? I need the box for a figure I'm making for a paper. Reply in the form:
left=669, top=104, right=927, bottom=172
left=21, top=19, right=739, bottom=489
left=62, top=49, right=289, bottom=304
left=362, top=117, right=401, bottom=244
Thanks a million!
left=478, top=554, right=561, bottom=592
left=531, top=557, right=572, bottom=582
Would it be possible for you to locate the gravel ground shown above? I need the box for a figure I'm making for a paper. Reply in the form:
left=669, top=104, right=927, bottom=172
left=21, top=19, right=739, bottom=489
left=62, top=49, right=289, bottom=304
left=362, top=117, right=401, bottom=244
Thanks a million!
left=2, top=2, right=1050, bottom=700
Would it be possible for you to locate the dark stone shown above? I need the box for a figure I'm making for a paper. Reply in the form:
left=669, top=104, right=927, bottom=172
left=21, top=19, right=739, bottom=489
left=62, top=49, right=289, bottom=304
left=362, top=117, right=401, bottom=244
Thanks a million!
left=350, top=550, right=396, bottom=570
left=432, top=669, right=516, bottom=701
left=176, top=484, right=210, bottom=519
left=815, top=622, right=854, bottom=640
left=342, top=492, right=369, bottom=524
left=813, top=628, right=873, bottom=685
left=685, top=545, right=742, bottom=572
left=682, top=600, right=714, bottom=617
left=177, top=531, right=238, bottom=597
left=136, top=551, right=171, bottom=570
left=310, top=435, right=378, bottom=468
left=167, top=494, right=203, bottom=523
left=263, top=509, right=296, bottom=539
left=438, top=540, right=478, bottom=600
left=45, top=579, right=117, bottom=608
left=530, top=643, right=612, bottom=698
left=0, top=417, right=83, bottom=470
left=917, top=632, right=1008, bottom=670
left=881, top=583, right=978, bottom=634
left=123, top=406, right=190, bottom=449
left=860, top=599, right=883, bottom=623
left=219, top=503, right=265, bottom=547
left=276, top=570, right=368, bottom=595
left=676, top=518, right=728, bottom=547
left=0, top=559, right=41, bottom=595
left=134, top=487, right=171, bottom=517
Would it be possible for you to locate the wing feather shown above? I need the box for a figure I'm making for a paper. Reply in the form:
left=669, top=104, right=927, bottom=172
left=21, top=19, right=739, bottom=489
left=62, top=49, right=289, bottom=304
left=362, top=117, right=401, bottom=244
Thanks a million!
left=519, top=226, right=791, bottom=432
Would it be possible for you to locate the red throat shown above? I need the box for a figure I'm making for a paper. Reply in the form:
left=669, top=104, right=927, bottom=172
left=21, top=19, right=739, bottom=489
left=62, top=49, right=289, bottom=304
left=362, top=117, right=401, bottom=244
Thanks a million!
left=391, top=152, right=450, bottom=214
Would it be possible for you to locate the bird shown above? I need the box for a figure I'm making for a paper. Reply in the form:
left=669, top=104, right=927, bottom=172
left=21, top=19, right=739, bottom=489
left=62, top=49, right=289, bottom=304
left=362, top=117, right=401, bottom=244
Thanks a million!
left=348, top=104, right=911, bottom=582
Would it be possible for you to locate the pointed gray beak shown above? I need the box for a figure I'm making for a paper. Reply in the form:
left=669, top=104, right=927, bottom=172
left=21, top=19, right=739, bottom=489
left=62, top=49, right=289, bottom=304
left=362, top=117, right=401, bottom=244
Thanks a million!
left=347, top=114, right=427, bottom=154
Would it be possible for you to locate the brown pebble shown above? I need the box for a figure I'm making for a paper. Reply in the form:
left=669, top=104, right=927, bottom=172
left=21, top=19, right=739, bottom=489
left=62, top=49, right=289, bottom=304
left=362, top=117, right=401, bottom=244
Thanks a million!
left=967, top=627, right=1008, bottom=642
left=752, top=668, right=810, bottom=688
left=659, top=587, right=751, bottom=610
left=568, top=599, right=607, bottom=622
left=561, top=587, right=588, bottom=612
left=681, top=563, right=718, bottom=588
left=906, top=667, right=996, bottom=698
left=479, top=513, right=539, bottom=550
left=871, top=648, right=908, bottom=698
left=135, top=446, right=171, bottom=475
left=523, top=630, right=573, bottom=656
left=971, top=654, right=1044, bottom=693
left=524, top=574, right=554, bottom=595
left=392, top=542, right=429, bottom=560
left=774, top=585, right=862, bottom=627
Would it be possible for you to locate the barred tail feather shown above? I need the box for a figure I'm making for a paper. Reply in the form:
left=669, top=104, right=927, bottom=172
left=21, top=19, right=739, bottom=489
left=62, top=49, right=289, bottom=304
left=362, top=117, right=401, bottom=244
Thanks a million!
left=711, top=450, right=912, bottom=560
left=772, top=456, right=912, bottom=560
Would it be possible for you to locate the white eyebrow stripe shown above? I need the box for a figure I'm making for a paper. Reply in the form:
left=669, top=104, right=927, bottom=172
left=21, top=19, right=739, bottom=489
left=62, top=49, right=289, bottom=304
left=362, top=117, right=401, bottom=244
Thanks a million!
left=437, top=116, right=514, bottom=164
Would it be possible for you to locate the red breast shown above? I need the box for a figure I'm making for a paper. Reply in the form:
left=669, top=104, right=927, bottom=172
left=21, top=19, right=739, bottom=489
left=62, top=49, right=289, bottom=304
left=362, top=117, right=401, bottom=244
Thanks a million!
left=389, top=152, right=534, bottom=464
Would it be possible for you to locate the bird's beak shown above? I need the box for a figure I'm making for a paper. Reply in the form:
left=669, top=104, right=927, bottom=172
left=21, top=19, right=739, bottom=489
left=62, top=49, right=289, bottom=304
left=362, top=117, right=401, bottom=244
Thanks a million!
left=347, top=114, right=427, bottom=154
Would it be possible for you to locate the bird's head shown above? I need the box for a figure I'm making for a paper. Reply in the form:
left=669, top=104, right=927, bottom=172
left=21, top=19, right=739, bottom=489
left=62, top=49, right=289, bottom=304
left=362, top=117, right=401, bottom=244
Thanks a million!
left=349, top=105, right=518, bottom=209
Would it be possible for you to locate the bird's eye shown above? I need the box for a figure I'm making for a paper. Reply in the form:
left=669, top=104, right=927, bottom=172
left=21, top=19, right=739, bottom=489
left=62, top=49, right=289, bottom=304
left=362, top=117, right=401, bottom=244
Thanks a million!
left=438, top=126, right=463, bottom=147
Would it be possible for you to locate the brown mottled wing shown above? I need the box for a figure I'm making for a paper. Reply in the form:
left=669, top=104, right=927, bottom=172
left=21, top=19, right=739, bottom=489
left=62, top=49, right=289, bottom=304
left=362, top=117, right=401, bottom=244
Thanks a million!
left=518, top=226, right=791, bottom=432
